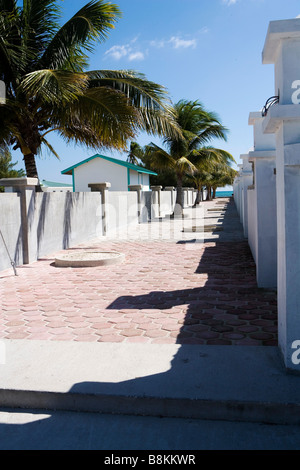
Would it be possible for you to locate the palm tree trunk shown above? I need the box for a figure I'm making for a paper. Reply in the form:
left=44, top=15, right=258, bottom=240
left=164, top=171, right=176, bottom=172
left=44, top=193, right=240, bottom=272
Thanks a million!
left=212, top=186, right=217, bottom=199
left=23, top=153, right=39, bottom=178
left=193, top=186, right=202, bottom=207
left=23, top=153, right=42, bottom=191
left=206, top=185, right=212, bottom=201
left=173, top=174, right=184, bottom=216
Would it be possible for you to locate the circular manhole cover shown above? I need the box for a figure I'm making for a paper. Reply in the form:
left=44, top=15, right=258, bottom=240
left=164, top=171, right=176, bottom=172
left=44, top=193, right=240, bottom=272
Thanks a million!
left=55, top=251, right=125, bottom=267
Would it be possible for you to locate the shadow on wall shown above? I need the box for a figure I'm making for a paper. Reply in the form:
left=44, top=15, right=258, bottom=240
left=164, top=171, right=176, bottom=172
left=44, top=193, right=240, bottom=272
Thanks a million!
left=26, top=191, right=86, bottom=260
left=62, top=192, right=82, bottom=250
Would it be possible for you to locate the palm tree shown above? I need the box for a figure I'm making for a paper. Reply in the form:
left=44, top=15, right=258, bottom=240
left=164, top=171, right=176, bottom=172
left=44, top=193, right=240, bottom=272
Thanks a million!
left=210, top=163, right=237, bottom=199
left=0, top=0, right=179, bottom=185
left=188, top=166, right=211, bottom=206
left=189, top=159, right=237, bottom=204
left=126, top=141, right=144, bottom=165
left=0, top=146, right=25, bottom=191
left=144, top=99, right=233, bottom=214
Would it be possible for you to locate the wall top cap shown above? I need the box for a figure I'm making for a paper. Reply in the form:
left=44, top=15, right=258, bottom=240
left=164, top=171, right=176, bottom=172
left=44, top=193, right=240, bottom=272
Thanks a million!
left=88, top=182, right=111, bottom=190
left=0, top=177, right=38, bottom=187
left=248, top=112, right=263, bottom=125
left=262, top=18, right=300, bottom=64
left=262, top=104, right=300, bottom=133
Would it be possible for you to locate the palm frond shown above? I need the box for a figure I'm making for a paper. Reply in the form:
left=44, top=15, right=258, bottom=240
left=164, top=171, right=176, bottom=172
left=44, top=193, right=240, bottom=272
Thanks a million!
left=39, top=1, right=121, bottom=70
left=20, top=69, right=89, bottom=104
left=55, top=86, right=139, bottom=150
left=86, top=69, right=181, bottom=138
left=144, top=142, right=175, bottom=171
left=175, top=156, right=197, bottom=174
left=21, top=0, right=61, bottom=57
left=0, top=6, right=26, bottom=85
left=39, top=136, right=60, bottom=160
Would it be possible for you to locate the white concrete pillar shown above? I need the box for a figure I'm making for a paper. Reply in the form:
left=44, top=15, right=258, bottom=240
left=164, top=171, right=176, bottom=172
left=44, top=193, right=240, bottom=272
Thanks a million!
left=165, top=186, right=175, bottom=211
left=236, top=164, right=244, bottom=221
left=88, top=182, right=111, bottom=235
left=129, top=184, right=142, bottom=222
left=233, top=176, right=241, bottom=212
left=262, top=18, right=300, bottom=370
left=151, top=186, right=162, bottom=218
left=0, top=178, right=38, bottom=266
left=248, top=112, right=277, bottom=288
left=239, top=154, right=253, bottom=238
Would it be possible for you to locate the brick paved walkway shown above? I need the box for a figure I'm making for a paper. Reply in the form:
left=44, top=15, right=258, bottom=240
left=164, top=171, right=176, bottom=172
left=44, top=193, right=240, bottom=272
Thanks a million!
left=0, top=198, right=277, bottom=346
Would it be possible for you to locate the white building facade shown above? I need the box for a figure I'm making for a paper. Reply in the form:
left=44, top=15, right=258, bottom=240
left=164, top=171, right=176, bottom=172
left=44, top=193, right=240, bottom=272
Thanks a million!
left=61, top=154, right=157, bottom=192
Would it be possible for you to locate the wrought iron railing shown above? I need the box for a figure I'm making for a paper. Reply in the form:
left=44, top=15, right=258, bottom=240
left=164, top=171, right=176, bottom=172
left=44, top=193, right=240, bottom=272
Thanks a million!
left=261, top=95, right=279, bottom=117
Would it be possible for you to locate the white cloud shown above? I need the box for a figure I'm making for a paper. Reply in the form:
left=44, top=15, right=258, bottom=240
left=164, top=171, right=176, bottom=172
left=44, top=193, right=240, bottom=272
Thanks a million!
left=105, top=41, right=145, bottom=61
left=200, top=27, right=210, bottom=34
left=150, top=35, right=197, bottom=50
left=222, top=0, right=238, bottom=5
left=149, top=39, right=166, bottom=49
left=128, top=51, right=145, bottom=61
left=105, top=45, right=129, bottom=60
left=105, top=33, right=197, bottom=62
left=169, top=36, right=197, bottom=49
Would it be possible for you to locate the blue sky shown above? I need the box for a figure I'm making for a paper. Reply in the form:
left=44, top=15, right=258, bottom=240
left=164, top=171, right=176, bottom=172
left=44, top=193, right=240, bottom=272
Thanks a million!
left=12, top=0, right=300, bottom=185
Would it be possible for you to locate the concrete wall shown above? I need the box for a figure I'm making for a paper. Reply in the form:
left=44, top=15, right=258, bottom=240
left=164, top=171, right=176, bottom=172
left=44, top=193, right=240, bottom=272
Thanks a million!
left=160, top=191, right=174, bottom=217
left=27, top=192, right=103, bottom=262
left=106, top=191, right=139, bottom=233
left=247, top=187, right=257, bottom=263
left=0, top=184, right=204, bottom=272
left=140, top=191, right=152, bottom=223
left=0, top=191, right=103, bottom=272
left=0, top=193, right=23, bottom=272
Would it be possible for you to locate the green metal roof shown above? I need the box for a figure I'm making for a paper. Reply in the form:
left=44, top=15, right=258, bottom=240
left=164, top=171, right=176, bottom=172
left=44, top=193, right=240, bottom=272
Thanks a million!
left=61, top=154, right=157, bottom=176
left=41, top=180, right=73, bottom=187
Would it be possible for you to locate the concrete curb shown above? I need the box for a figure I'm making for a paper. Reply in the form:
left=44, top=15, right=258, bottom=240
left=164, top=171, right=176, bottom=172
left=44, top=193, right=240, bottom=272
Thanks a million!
left=1, top=389, right=300, bottom=425
left=1, top=340, right=300, bottom=424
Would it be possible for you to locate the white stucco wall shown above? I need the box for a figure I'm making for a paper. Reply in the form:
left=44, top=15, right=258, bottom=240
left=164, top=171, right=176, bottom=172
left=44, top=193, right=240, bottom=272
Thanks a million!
left=128, top=170, right=150, bottom=190
left=74, top=158, right=128, bottom=192
left=72, top=158, right=151, bottom=192
left=247, top=187, right=257, bottom=263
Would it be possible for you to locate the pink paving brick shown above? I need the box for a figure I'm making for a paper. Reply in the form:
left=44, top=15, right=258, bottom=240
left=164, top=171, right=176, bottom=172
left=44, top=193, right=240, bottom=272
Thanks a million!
left=0, top=198, right=278, bottom=346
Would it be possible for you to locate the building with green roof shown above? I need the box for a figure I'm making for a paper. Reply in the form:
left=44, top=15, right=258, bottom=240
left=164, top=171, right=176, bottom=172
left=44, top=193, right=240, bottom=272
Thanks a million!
left=61, top=154, right=157, bottom=192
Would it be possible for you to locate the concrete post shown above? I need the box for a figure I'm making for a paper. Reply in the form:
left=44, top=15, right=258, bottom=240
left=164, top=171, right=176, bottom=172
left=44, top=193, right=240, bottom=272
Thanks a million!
left=129, top=184, right=142, bottom=222
left=165, top=187, right=175, bottom=211
left=0, top=177, right=37, bottom=265
left=182, top=188, right=190, bottom=207
left=88, top=182, right=111, bottom=235
left=233, top=175, right=241, bottom=212
left=239, top=154, right=253, bottom=238
left=151, top=186, right=162, bottom=218
left=248, top=112, right=277, bottom=288
left=236, top=164, right=244, bottom=220
left=262, top=18, right=300, bottom=370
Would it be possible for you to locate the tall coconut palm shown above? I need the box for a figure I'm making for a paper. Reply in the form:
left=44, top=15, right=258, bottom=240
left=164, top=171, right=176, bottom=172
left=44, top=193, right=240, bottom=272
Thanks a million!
left=144, top=99, right=233, bottom=213
left=0, top=0, right=179, bottom=185
left=126, top=141, right=144, bottom=165
left=210, top=163, right=237, bottom=199
left=0, top=146, right=25, bottom=191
